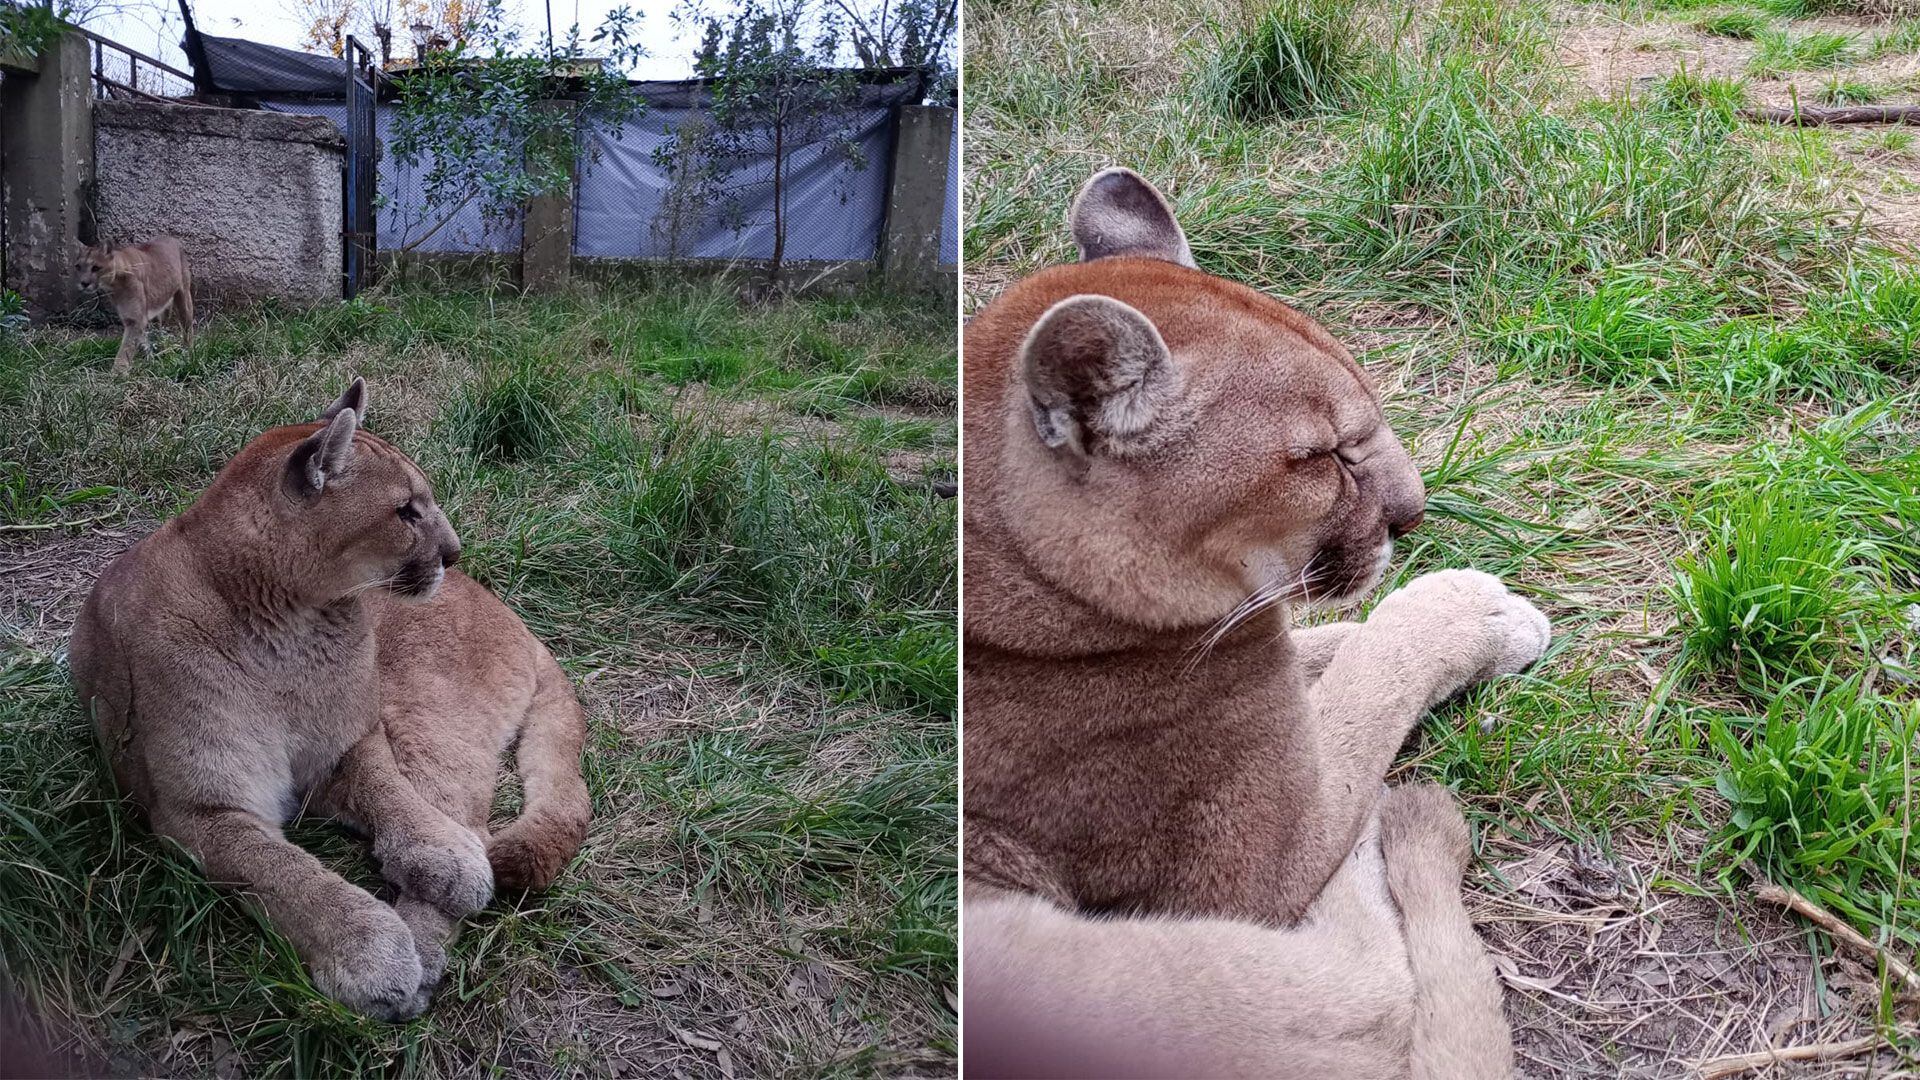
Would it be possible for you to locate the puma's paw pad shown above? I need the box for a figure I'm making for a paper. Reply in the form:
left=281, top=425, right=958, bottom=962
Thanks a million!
left=378, top=828, right=494, bottom=917
left=310, top=905, right=430, bottom=1022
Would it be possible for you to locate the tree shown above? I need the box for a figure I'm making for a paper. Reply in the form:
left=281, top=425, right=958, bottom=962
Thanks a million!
left=382, top=0, right=645, bottom=251
left=284, top=0, right=469, bottom=63
left=657, top=0, right=870, bottom=283
left=831, top=0, right=954, bottom=94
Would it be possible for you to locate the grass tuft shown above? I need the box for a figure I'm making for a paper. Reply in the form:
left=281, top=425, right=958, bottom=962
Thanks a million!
left=1707, top=683, right=1918, bottom=945
left=1748, top=29, right=1855, bottom=76
left=1672, top=488, right=1878, bottom=685
left=1205, top=0, right=1376, bottom=119
left=1693, top=8, right=1771, bottom=37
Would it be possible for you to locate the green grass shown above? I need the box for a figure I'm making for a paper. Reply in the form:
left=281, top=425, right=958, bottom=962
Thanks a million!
left=1817, top=77, right=1882, bottom=105
left=1694, top=7, right=1772, bottom=36
left=1201, top=0, right=1379, bottom=119
left=1672, top=488, right=1882, bottom=686
left=1707, top=682, right=1918, bottom=947
left=1870, top=17, right=1920, bottom=54
left=969, top=0, right=1918, bottom=1063
left=1749, top=29, right=1856, bottom=75
left=0, top=283, right=956, bottom=1077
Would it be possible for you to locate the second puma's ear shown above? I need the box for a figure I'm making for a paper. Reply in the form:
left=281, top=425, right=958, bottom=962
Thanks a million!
left=321, top=377, right=368, bottom=424
left=1069, top=168, right=1196, bottom=268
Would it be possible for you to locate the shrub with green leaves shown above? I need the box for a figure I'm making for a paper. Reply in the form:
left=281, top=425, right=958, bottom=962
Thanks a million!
left=0, top=288, right=27, bottom=339
left=0, top=0, right=66, bottom=57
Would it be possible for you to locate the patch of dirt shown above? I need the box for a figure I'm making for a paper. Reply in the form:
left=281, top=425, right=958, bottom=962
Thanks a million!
left=1472, top=827, right=1915, bottom=1078
left=1556, top=8, right=1913, bottom=107
left=1554, top=5, right=1920, bottom=249
left=0, top=524, right=148, bottom=650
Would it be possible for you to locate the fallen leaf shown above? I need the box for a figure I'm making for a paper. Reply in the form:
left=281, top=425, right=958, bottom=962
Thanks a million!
left=674, top=1029, right=722, bottom=1053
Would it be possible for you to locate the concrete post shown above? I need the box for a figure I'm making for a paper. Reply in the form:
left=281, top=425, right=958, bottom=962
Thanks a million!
left=520, top=100, right=576, bottom=293
left=878, top=103, right=954, bottom=294
left=1, top=30, right=94, bottom=319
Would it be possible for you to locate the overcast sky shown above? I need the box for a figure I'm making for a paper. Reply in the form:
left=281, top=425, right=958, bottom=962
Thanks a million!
left=84, top=0, right=703, bottom=80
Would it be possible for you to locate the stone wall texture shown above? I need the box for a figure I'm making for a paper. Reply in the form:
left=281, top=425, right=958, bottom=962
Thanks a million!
left=93, top=100, right=343, bottom=306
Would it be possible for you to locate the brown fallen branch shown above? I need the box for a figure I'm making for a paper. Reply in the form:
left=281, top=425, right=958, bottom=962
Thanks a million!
left=1739, top=104, right=1920, bottom=126
left=1693, top=1033, right=1887, bottom=1079
left=1751, top=878, right=1920, bottom=994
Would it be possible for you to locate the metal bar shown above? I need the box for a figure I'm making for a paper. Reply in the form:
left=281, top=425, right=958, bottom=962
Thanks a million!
left=71, top=27, right=195, bottom=83
left=90, top=73, right=174, bottom=102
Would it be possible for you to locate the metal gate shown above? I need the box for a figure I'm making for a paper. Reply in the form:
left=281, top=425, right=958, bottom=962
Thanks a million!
left=343, top=36, right=377, bottom=299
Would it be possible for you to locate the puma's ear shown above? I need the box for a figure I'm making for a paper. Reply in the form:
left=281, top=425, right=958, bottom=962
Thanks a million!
left=320, top=377, right=368, bottom=424
left=288, top=407, right=359, bottom=496
left=1021, top=294, right=1179, bottom=456
left=1069, top=168, right=1196, bottom=268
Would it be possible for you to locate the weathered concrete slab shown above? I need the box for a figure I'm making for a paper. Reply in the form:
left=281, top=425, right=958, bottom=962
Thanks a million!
left=520, top=100, right=577, bottom=294
left=92, top=99, right=344, bottom=305
left=879, top=104, right=955, bottom=295
left=0, top=31, right=92, bottom=319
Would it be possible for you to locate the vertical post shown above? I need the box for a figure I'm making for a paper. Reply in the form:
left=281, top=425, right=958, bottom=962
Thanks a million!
left=877, top=102, right=954, bottom=294
left=520, top=99, right=577, bottom=293
left=0, top=30, right=95, bottom=320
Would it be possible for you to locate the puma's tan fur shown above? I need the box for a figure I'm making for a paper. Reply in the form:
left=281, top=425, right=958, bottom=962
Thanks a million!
left=69, top=380, right=590, bottom=1020
left=964, top=784, right=1513, bottom=1080
left=962, top=169, right=1540, bottom=1072
left=74, top=238, right=194, bottom=375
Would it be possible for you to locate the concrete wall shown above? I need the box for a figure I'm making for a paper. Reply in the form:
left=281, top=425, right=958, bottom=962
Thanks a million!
left=1, top=33, right=93, bottom=320
left=879, top=104, right=956, bottom=295
left=92, top=100, right=343, bottom=306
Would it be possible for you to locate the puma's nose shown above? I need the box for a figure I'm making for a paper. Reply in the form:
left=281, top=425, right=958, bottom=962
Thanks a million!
left=440, top=538, right=461, bottom=568
left=1389, top=510, right=1424, bottom=539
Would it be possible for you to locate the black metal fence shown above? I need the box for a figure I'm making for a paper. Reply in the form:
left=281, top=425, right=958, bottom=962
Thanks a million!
left=342, top=36, right=377, bottom=298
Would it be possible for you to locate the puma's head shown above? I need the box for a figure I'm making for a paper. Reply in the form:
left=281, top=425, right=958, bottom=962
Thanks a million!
left=74, top=243, right=118, bottom=290
left=965, top=169, right=1426, bottom=641
left=197, top=379, right=461, bottom=605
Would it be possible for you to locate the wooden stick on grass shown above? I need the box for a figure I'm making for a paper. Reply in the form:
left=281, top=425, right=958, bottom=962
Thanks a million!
left=1739, top=105, right=1920, bottom=126
left=1749, top=878, right=1920, bottom=994
left=1693, top=1034, right=1887, bottom=1079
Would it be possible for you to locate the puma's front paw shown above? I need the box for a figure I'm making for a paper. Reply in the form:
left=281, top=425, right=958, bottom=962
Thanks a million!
left=308, top=902, right=430, bottom=1022
left=376, top=825, right=494, bottom=917
left=1374, top=569, right=1550, bottom=685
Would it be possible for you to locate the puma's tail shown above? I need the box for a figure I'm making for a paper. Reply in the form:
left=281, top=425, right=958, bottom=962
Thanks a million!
left=1379, top=784, right=1516, bottom=1080
left=487, top=652, right=590, bottom=890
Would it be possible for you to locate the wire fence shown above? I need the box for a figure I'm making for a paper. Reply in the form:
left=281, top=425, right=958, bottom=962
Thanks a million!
left=573, top=102, right=899, bottom=263
left=74, top=31, right=958, bottom=274
left=77, top=27, right=196, bottom=101
left=258, top=93, right=949, bottom=265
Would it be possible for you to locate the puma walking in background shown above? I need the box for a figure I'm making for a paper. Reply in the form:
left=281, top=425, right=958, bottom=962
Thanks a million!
left=73, top=237, right=193, bottom=375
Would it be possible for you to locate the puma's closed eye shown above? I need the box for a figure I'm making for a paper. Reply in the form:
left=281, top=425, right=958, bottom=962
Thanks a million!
left=397, top=503, right=422, bottom=523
